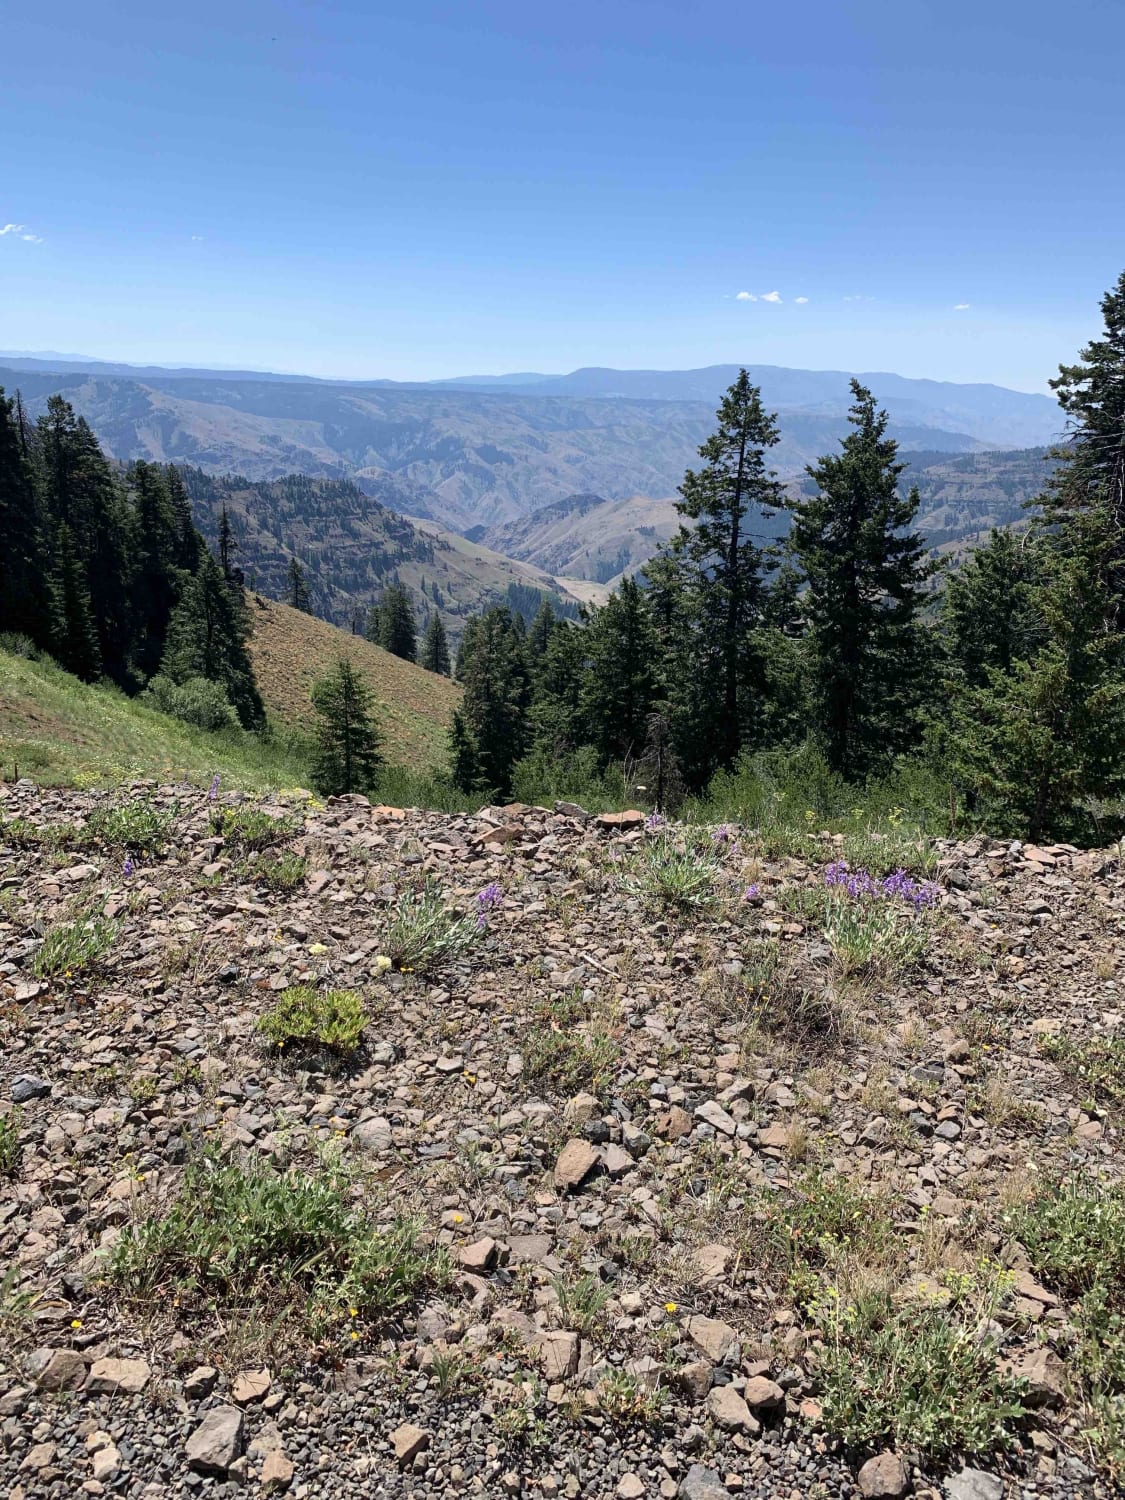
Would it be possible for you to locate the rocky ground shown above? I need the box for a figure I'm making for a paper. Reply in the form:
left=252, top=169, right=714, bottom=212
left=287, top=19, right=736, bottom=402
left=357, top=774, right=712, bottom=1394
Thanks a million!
left=0, top=783, right=1121, bottom=1500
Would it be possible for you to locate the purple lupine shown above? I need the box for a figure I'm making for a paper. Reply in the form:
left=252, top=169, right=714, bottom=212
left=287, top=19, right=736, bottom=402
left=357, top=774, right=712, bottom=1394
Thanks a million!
left=741, top=883, right=761, bottom=903
left=475, top=881, right=504, bottom=930
left=208, top=773, right=221, bottom=801
left=644, top=812, right=666, bottom=834
left=123, top=855, right=136, bottom=879
left=824, top=860, right=849, bottom=887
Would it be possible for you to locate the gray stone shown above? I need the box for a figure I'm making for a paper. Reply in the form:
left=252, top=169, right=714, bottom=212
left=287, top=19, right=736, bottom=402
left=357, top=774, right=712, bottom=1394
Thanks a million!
left=352, top=1116, right=393, bottom=1153
left=742, top=1374, right=785, bottom=1411
left=694, top=1100, right=736, bottom=1136
left=944, top=1468, right=1003, bottom=1500
left=683, top=1313, right=739, bottom=1363
left=706, top=1383, right=759, bottom=1434
left=858, top=1452, right=910, bottom=1498
left=390, top=1423, right=430, bottom=1463
left=553, top=1137, right=599, bottom=1190
left=679, top=1464, right=728, bottom=1500
left=30, top=1347, right=87, bottom=1392
left=85, top=1356, right=152, bottom=1395
left=11, top=1075, right=50, bottom=1104
left=185, top=1406, right=246, bottom=1475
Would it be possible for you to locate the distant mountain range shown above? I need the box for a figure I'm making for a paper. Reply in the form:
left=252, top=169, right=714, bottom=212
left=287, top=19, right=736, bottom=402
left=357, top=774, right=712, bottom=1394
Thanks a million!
left=480, top=448, right=1057, bottom=588
left=0, top=354, right=1064, bottom=535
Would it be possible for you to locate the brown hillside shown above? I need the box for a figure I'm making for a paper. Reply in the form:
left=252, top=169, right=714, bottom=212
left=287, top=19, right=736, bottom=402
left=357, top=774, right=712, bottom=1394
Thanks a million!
left=247, top=595, right=460, bottom=769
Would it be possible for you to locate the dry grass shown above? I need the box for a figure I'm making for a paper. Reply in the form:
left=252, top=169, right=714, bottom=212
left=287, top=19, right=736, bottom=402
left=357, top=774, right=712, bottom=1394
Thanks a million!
left=248, top=597, right=460, bottom=771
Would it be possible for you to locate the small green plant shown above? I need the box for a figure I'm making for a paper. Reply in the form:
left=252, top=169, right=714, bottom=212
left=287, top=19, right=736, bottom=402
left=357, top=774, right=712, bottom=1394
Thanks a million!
left=594, top=1369, right=665, bottom=1426
left=522, top=1023, right=619, bottom=1097
left=255, top=852, right=308, bottom=892
left=85, top=799, right=175, bottom=854
left=108, top=1149, right=443, bottom=1343
left=552, top=1272, right=612, bottom=1336
left=1009, top=1178, right=1125, bottom=1480
left=619, top=834, right=719, bottom=910
left=210, top=806, right=295, bottom=851
left=1039, top=1032, right=1125, bottom=1109
left=32, top=913, right=121, bottom=979
left=0, top=1109, right=22, bottom=1176
left=812, top=1279, right=1026, bottom=1456
left=0, top=817, right=80, bottom=851
left=431, top=1348, right=474, bottom=1400
left=258, top=986, right=367, bottom=1055
left=381, top=882, right=482, bottom=974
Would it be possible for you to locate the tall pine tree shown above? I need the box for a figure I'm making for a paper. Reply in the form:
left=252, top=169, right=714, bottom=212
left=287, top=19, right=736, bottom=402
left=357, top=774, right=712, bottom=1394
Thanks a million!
left=787, top=381, right=935, bottom=778
left=450, top=606, right=530, bottom=800
left=161, top=553, right=265, bottom=728
left=581, top=577, right=658, bottom=766
left=50, top=524, right=101, bottom=682
left=673, top=370, right=782, bottom=767
left=0, top=388, right=50, bottom=642
left=420, top=610, right=451, bottom=675
left=372, top=582, right=418, bottom=661
left=310, top=658, right=383, bottom=796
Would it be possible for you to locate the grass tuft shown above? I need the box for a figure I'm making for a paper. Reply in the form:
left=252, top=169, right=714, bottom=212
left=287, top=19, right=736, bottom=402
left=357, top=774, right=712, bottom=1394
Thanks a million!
left=258, top=986, right=367, bottom=1055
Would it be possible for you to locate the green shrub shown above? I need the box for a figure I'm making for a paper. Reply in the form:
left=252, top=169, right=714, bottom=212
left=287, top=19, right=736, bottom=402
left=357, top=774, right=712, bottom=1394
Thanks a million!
left=255, top=851, right=308, bottom=892
left=523, top=1023, right=619, bottom=1097
left=258, top=986, right=366, bottom=1054
left=32, top=914, right=121, bottom=979
left=143, top=674, right=240, bottom=733
left=812, top=1282, right=1025, bottom=1456
left=108, top=1150, right=443, bottom=1340
left=553, top=1271, right=612, bottom=1335
left=1038, top=1032, right=1125, bottom=1109
left=0, top=817, right=79, bottom=851
left=85, top=798, right=175, bottom=854
left=210, top=805, right=296, bottom=850
left=382, top=882, right=482, bottom=974
left=1009, top=1178, right=1125, bottom=1480
left=619, top=834, right=719, bottom=910
left=0, top=1109, right=22, bottom=1177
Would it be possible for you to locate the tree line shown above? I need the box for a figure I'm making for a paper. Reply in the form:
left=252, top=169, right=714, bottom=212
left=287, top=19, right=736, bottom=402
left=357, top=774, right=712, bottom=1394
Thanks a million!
left=446, top=272, right=1125, bottom=841
left=0, top=394, right=264, bottom=729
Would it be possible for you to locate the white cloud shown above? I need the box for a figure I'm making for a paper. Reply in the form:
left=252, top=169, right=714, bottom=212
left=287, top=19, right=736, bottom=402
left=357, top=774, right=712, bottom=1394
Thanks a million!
left=794, top=296, right=809, bottom=304
left=2, top=223, right=42, bottom=242
left=735, top=290, right=756, bottom=301
left=954, top=302, right=971, bottom=310
left=761, top=290, right=782, bottom=303
left=191, top=235, right=204, bottom=242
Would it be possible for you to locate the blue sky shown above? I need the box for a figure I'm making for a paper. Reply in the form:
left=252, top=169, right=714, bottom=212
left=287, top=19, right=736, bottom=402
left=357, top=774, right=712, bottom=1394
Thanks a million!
left=3, top=0, right=1123, bottom=390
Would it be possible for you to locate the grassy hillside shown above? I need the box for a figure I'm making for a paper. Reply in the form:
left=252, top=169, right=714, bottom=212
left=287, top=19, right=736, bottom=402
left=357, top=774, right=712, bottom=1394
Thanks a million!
left=0, top=600, right=459, bottom=790
left=0, top=649, right=308, bottom=790
left=246, top=594, right=459, bottom=767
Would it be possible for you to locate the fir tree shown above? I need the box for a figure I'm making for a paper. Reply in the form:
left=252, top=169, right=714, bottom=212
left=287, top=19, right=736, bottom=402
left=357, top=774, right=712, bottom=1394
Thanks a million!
left=0, top=387, right=50, bottom=642
left=374, top=582, right=418, bottom=661
left=529, top=621, right=589, bottom=755
left=453, top=606, right=530, bottom=800
left=50, top=524, right=101, bottom=681
left=943, top=528, right=1043, bottom=687
left=581, top=577, right=658, bottom=765
left=420, top=610, right=451, bottom=675
left=310, top=658, right=384, bottom=796
left=286, top=556, right=311, bottom=613
left=1045, top=270, right=1125, bottom=628
left=161, top=554, right=265, bottom=728
left=218, top=503, right=238, bottom=582
left=36, top=397, right=134, bottom=683
left=674, top=370, right=782, bottom=767
left=787, top=381, right=936, bottom=778
left=129, top=462, right=189, bottom=682
left=448, top=708, right=481, bottom=794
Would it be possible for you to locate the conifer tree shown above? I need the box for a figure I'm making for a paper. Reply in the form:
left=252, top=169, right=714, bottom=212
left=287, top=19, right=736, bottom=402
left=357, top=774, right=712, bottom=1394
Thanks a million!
left=37, top=397, right=133, bottom=682
left=310, top=658, right=383, bottom=796
left=129, top=462, right=189, bottom=682
left=161, top=553, right=265, bottom=728
left=452, top=606, right=530, bottom=800
left=787, top=381, right=936, bottom=778
left=286, top=556, right=311, bottom=612
left=218, top=503, right=238, bottom=582
left=674, top=370, right=782, bottom=767
left=581, top=577, right=658, bottom=765
left=448, top=708, right=481, bottom=794
left=943, top=528, right=1043, bottom=687
left=1044, top=270, right=1125, bottom=628
left=374, top=582, right=418, bottom=661
left=50, top=524, right=101, bottom=681
left=164, top=466, right=202, bottom=574
left=529, top=621, right=588, bottom=754
left=420, top=610, right=451, bottom=675
left=527, top=598, right=558, bottom=663
left=0, top=388, right=50, bottom=642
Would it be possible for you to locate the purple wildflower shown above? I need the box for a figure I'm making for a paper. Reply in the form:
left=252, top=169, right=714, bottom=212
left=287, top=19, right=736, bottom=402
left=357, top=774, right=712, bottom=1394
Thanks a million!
left=824, top=860, right=849, bottom=887
left=208, top=773, right=221, bottom=802
left=741, top=883, right=761, bottom=903
left=475, top=881, right=503, bottom=931
left=644, top=811, right=666, bottom=834
left=123, top=855, right=136, bottom=879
